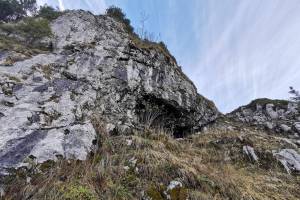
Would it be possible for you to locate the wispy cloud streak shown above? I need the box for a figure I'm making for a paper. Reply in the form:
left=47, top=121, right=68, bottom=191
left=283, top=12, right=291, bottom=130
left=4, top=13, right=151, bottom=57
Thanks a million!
left=184, top=0, right=300, bottom=112
left=58, top=0, right=64, bottom=10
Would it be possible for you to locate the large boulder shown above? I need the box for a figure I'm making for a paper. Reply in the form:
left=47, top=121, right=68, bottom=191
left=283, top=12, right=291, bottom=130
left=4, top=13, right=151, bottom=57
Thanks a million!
left=273, top=149, right=300, bottom=174
left=0, top=10, right=219, bottom=173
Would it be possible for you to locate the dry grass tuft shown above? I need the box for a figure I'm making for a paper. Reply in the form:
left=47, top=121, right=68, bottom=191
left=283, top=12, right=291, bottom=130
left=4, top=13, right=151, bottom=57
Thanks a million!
left=2, top=119, right=300, bottom=200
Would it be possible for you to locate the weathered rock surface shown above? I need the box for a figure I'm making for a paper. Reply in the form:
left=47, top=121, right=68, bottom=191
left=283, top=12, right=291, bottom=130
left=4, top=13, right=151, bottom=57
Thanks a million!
left=0, top=10, right=218, bottom=173
left=243, top=145, right=258, bottom=162
left=273, top=149, right=300, bottom=174
left=227, top=98, right=300, bottom=139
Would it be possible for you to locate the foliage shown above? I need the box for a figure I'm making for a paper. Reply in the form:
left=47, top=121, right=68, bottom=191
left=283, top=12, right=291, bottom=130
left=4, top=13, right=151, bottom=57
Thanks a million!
left=105, top=6, right=134, bottom=34
left=0, top=22, right=15, bottom=35
left=289, top=86, right=300, bottom=102
left=20, top=0, right=36, bottom=12
left=130, top=34, right=177, bottom=65
left=60, top=184, right=96, bottom=200
left=0, top=0, right=21, bottom=22
left=0, top=35, right=47, bottom=55
left=105, top=6, right=177, bottom=65
left=38, top=5, right=61, bottom=21
left=0, top=17, right=52, bottom=50
left=16, top=17, right=52, bottom=43
left=0, top=0, right=37, bottom=22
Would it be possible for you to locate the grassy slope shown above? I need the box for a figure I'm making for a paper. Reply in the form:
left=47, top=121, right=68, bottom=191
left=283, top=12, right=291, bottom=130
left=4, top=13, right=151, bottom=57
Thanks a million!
left=2, top=118, right=300, bottom=200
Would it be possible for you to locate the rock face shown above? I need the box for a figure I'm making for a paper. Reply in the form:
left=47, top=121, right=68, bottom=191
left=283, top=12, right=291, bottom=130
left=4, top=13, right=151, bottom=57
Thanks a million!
left=273, top=149, right=300, bottom=174
left=227, top=98, right=300, bottom=139
left=0, top=10, right=218, bottom=173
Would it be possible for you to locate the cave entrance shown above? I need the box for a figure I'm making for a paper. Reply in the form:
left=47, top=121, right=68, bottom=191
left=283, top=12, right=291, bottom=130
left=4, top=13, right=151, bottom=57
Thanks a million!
left=172, top=126, right=194, bottom=138
left=136, top=94, right=195, bottom=137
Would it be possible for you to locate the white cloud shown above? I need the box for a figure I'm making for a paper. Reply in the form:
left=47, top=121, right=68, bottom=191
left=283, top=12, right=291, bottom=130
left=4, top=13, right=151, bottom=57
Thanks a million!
left=58, top=0, right=65, bottom=11
left=185, top=0, right=300, bottom=112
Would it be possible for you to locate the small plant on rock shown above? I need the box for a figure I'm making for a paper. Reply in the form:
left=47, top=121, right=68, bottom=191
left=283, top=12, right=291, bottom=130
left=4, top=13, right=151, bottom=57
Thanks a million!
left=105, top=6, right=134, bottom=34
left=17, top=17, right=52, bottom=44
left=37, top=5, right=61, bottom=21
left=289, top=86, right=300, bottom=102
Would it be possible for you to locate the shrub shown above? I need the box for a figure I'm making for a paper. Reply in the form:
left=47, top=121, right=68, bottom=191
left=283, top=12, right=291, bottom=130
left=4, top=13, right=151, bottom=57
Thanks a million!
left=0, top=0, right=21, bottom=22
left=289, top=87, right=300, bottom=102
left=38, top=5, right=61, bottom=21
left=106, top=6, right=134, bottom=34
left=60, top=184, right=96, bottom=200
left=16, top=17, right=52, bottom=44
left=0, top=22, right=15, bottom=35
left=0, top=0, right=37, bottom=22
left=0, top=17, right=52, bottom=49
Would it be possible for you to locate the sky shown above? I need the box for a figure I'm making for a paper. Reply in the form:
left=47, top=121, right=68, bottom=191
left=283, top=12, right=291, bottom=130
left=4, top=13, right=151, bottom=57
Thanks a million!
left=37, top=0, right=300, bottom=113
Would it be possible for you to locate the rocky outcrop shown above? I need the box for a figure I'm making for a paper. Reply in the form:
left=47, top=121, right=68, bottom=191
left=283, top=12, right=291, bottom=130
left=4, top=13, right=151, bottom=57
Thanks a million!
left=0, top=10, right=219, bottom=173
left=227, top=98, right=300, bottom=139
left=226, top=99, right=300, bottom=173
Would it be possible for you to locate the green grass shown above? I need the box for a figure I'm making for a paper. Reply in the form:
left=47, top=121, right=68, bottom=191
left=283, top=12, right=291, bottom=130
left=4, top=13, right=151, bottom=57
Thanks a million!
left=60, top=184, right=96, bottom=200
left=129, top=34, right=178, bottom=65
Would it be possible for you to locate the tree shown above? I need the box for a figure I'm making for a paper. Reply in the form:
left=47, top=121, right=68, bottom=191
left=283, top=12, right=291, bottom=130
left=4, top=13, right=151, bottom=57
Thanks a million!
left=20, top=0, right=37, bottom=13
left=0, top=0, right=22, bottom=21
left=138, top=11, right=149, bottom=40
left=105, top=6, right=134, bottom=34
left=38, top=5, right=61, bottom=21
left=0, top=0, right=37, bottom=22
left=289, top=86, right=300, bottom=103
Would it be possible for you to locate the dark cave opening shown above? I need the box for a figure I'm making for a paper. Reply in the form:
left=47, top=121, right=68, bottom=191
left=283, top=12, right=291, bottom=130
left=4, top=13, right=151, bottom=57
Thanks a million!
left=136, top=94, right=195, bottom=138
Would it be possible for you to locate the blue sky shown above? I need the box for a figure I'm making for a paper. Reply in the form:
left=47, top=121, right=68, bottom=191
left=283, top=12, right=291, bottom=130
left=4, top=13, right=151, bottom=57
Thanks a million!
left=37, top=0, right=300, bottom=113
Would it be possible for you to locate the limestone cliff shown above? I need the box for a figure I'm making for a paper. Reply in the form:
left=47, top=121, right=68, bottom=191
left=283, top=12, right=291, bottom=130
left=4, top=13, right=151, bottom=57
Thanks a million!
left=0, top=10, right=218, bottom=173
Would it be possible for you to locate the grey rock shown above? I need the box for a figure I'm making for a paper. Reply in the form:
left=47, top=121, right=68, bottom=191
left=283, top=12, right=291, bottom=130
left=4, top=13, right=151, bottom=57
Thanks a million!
left=266, top=104, right=278, bottom=119
left=167, top=180, right=183, bottom=191
left=265, top=122, right=274, bottom=129
left=294, top=122, right=300, bottom=133
left=0, top=186, right=4, bottom=198
left=280, top=124, right=291, bottom=132
left=273, top=149, right=300, bottom=174
left=243, top=145, right=258, bottom=162
left=0, top=10, right=219, bottom=172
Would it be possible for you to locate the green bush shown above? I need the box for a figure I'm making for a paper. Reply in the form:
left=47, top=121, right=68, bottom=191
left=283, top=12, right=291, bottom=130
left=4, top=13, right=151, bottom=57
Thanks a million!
left=38, top=5, right=61, bottom=21
left=0, top=17, right=52, bottom=47
left=0, top=0, right=37, bottom=22
left=0, top=22, right=15, bottom=35
left=106, top=6, right=134, bottom=34
left=60, top=184, right=96, bottom=200
left=17, top=18, right=52, bottom=43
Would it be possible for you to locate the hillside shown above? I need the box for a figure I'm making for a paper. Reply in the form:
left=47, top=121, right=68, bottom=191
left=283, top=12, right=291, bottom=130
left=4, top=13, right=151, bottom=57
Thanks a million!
left=0, top=10, right=299, bottom=200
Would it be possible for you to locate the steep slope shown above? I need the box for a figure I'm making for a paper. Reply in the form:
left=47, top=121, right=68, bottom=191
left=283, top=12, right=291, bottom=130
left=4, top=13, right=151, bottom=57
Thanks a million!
left=0, top=10, right=218, bottom=174
left=2, top=119, right=300, bottom=200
